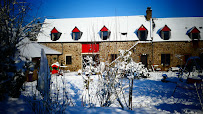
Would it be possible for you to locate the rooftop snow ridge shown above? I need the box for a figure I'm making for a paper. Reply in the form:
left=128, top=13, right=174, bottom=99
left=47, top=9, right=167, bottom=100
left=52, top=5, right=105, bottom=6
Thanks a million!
left=37, top=15, right=151, bottom=42
left=37, top=16, right=203, bottom=42
left=44, top=15, right=145, bottom=20
left=153, top=16, right=203, bottom=19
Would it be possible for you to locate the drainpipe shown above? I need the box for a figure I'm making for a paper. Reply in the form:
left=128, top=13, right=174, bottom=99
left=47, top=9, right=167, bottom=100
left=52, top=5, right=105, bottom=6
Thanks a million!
left=60, top=42, right=63, bottom=64
left=150, top=18, right=154, bottom=67
left=61, top=42, right=63, bottom=55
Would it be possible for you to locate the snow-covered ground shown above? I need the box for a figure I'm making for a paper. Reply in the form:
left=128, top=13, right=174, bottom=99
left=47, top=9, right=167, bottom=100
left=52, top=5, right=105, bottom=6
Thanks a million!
left=0, top=71, right=202, bottom=113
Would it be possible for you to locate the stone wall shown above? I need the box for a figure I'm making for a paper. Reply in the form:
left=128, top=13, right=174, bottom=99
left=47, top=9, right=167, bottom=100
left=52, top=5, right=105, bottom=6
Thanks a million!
left=41, top=43, right=82, bottom=71
left=41, top=41, right=203, bottom=71
left=152, top=41, right=203, bottom=70
left=99, top=41, right=135, bottom=62
left=132, top=42, right=153, bottom=67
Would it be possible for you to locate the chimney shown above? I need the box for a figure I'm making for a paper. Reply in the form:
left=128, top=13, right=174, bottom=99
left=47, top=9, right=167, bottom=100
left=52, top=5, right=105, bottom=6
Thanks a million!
left=146, top=7, right=152, bottom=21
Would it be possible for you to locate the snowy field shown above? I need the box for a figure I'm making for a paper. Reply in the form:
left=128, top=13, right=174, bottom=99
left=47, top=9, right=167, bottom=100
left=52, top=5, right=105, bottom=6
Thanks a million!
left=0, top=71, right=203, bottom=113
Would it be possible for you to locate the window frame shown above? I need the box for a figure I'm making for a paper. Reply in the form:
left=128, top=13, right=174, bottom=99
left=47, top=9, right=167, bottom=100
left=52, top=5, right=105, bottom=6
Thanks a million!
left=188, top=27, right=200, bottom=40
left=110, top=54, right=117, bottom=62
left=101, top=31, right=111, bottom=40
left=72, top=32, right=82, bottom=40
left=50, top=27, right=62, bottom=41
left=160, top=25, right=171, bottom=40
left=190, top=33, right=199, bottom=40
left=100, top=26, right=111, bottom=40
left=51, top=32, right=61, bottom=41
left=72, top=26, right=83, bottom=40
left=161, top=54, right=170, bottom=67
left=138, top=30, right=148, bottom=41
left=161, top=31, right=171, bottom=40
left=65, top=55, right=72, bottom=65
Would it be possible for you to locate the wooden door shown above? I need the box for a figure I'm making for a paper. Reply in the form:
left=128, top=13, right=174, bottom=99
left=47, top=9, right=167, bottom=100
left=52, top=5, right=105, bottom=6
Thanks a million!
left=141, top=55, right=148, bottom=67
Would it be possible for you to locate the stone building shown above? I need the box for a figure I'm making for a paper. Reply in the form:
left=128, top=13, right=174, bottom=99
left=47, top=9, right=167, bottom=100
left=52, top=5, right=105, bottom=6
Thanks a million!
left=37, top=7, right=203, bottom=71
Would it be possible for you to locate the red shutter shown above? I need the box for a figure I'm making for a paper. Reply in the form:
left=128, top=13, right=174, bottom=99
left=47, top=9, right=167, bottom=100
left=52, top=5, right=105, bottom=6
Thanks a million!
left=191, top=27, right=200, bottom=33
left=100, top=26, right=109, bottom=31
left=138, top=25, right=147, bottom=31
left=82, top=44, right=99, bottom=53
left=161, top=25, right=171, bottom=31
left=72, top=27, right=80, bottom=32
left=51, top=27, right=59, bottom=33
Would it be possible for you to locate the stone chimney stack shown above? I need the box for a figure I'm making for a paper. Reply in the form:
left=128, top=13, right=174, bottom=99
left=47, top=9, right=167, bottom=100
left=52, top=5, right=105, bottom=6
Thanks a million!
left=146, top=7, right=152, bottom=21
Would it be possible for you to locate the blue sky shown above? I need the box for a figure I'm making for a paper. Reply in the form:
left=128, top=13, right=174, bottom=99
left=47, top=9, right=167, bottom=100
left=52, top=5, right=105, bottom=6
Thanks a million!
left=30, top=0, right=203, bottom=19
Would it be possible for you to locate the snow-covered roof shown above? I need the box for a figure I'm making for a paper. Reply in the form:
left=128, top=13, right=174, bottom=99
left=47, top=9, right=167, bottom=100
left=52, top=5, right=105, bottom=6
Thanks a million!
left=37, top=16, right=203, bottom=42
left=18, top=38, right=61, bottom=59
left=37, top=15, right=151, bottom=42
left=152, top=17, right=203, bottom=42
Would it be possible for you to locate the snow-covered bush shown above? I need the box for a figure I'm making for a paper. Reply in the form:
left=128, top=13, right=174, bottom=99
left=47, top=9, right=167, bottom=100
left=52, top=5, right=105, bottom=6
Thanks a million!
left=94, top=50, right=150, bottom=109
left=80, top=48, right=150, bottom=109
left=83, top=56, right=98, bottom=75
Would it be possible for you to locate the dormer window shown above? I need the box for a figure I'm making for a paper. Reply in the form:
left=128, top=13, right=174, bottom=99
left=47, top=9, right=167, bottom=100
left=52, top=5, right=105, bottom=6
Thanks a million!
left=137, top=25, right=148, bottom=41
left=100, top=26, right=111, bottom=40
left=72, top=26, right=83, bottom=40
left=51, top=27, right=62, bottom=41
left=160, top=25, right=171, bottom=40
left=187, top=26, right=200, bottom=40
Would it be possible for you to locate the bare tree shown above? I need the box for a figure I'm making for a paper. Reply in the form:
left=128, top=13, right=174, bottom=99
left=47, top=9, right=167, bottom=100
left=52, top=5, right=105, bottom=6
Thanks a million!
left=0, top=0, right=41, bottom=99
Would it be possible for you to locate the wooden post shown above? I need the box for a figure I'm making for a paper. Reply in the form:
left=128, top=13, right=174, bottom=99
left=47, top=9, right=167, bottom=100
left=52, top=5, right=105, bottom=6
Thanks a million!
left=129, top=78, right=133, bottom=110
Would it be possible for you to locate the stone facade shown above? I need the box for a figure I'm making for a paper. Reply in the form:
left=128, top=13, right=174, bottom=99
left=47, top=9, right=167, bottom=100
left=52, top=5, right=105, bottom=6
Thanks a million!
left=152, top=41, right=203, bottom=70
left=41, top=43, right=82, bottom=71
left=41, top=40, right=203, bottom=71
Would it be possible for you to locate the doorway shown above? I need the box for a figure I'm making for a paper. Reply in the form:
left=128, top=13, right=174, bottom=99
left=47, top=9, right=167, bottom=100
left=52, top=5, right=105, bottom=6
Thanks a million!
left=141, top=54, right=148, bottom=67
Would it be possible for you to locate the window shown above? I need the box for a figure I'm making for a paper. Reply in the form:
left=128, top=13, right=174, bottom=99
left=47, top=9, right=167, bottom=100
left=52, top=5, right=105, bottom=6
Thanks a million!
left=111, top=54, right=117, bottom=62
left=139, top=31, right=147, bottom=41
left=162, top=31, right=170, bottom=40
left=141, top=55, right=148, bottom=67
left=161, top=54, right=170, bottom=66
left=72, top=26, right=82, bottom=40
left=72, top=32, right=82, bottom=40
left=121, top=32, right=127, bottom=35
left=160, top=25, right=171, bottom=40
left=100, top=26, right=111, bottom=40
left=101, top=31, right=109, bottom=40
left=51, top=27, right=62, bottom=41
left=191, top=33, right=199, bottom=40
left=51, top=33, right=61, bottom=41
left=188, top=26, right=200, bottom=40
left=66, top=56, right=72, bottom=65
left=137, top=25, right=148, bottom=41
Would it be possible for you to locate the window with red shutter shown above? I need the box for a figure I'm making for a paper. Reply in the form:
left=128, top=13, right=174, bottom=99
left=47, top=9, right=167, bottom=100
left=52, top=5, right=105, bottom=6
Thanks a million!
left=137, top=25, right=148, bottom=41
left=51, top=27, right=62, bottom=41
left=160, top=25, right=171, bottom=40
left=100, top=26, right=111, bottom=40
left=72, top=26, right=83, bottom=40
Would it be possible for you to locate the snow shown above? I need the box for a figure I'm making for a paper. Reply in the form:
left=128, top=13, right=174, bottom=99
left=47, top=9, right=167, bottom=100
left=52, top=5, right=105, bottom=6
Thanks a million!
left=0, top=97, right=33, bottom=114
left=37, top=49, right=51, bottom=101
left=1, top=71, right=202, bottom=113
left=37, top=16, right=203, bottom=43
left=37, top=15, right=151, bottom=42
left=18, top=38, right=61, bottom=60
left=152, top=17, right=203, bottom=42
